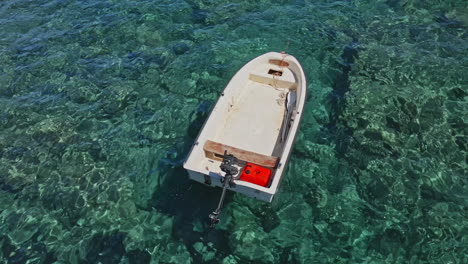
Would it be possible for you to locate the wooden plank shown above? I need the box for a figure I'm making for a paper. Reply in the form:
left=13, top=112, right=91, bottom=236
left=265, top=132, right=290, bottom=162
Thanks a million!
left=269, top=59, right=289, bottom=67
left=203, top=140, right=279, bottom=168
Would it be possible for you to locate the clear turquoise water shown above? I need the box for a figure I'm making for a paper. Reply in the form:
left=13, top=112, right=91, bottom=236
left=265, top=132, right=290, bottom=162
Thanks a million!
left=0, top=0, right=467, bottom=263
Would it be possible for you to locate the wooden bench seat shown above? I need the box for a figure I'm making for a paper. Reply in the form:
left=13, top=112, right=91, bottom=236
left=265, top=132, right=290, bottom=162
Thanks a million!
left=203, top=140, right=279, bottom=168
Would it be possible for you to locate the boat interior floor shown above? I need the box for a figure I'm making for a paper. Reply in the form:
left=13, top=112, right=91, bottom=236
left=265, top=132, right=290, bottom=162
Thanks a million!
left=213, top=80, right=288, bottom=157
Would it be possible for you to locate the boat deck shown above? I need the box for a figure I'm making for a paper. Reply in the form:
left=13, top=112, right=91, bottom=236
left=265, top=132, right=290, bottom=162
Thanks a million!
left=214, top=81, right=287, bottom=156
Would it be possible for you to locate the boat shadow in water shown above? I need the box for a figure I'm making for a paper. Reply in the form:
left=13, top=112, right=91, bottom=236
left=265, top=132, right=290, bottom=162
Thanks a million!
left=322, top=39, right=359, bottom=157
left=150, top=99, right=233, bottom=261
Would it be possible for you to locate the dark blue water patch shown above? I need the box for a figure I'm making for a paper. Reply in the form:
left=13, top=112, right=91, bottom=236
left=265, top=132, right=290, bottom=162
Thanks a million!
left=186, top=100, right=213, bottom=139
left=369, top=227, right=407, bottom=256
left=447, top=87, right=467, bottom=101
left=125, top=51, right=169, bottom=69
left=172, top=42, right=191, bottom=55
left=1, top=235, right=57, bottom=264
left=85, top=232, right=126, bottom=264
left=191, top=9, right=209, bottom=24
left=0, top=177, right=25, bottom=194
left=321, top=40, right=360, bottom=157
left=15, top=43, right=45, bottom=56
left=435, top=14, right=464, bottom=28
left=126, top=249, right=151, bottom=264
left=385, top=0, right=402, bottom=10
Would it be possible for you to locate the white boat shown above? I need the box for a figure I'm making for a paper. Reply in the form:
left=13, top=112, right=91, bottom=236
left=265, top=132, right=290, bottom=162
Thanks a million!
left=183, top=52, right=306, bottom=204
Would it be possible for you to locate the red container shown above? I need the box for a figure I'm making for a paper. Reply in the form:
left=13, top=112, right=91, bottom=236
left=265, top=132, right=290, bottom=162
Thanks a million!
left=239, top=163, right=272, bottom=187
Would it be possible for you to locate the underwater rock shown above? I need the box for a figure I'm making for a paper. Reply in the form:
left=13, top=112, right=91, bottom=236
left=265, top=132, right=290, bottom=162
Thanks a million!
left=1, top=235, right=57, bottom=264
left=123, top=210, right=173, bottom=259
left=221, top=255, right=239, bottom=264
left=85, top=232, right=126, bottom=263
left=193, top=241, right=216, bottom=262
left=419, top=97, right=445, bottom=131
left=127, top=249, right=151, bottom=264
left=173, top=42, right=191, bottom=55
left=155, top=241, right=192, bottom=264
left=228, top=206, right=276, bottom=263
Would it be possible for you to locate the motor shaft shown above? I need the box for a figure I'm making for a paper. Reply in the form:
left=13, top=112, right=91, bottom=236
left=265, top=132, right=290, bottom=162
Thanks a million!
left=208, top=151, right=239, bottom=228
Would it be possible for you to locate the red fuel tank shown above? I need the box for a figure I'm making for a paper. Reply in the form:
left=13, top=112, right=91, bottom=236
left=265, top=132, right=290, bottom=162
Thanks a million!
left=239, top=163, right=272, bottom=187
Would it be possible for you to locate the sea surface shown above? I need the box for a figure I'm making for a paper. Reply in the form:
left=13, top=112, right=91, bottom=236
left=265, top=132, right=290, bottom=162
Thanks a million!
left=0, top=0, right=467, bottom=263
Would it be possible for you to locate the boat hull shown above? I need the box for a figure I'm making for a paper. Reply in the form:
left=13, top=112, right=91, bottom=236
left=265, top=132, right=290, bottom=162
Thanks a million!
left=184, top=52, right=306, bottom=202
left=186, top=169, right=276, bottom=202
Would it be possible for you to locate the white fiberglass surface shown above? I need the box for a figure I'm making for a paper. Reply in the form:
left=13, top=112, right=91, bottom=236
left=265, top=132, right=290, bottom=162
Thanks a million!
left=213, top=81, right=286, bottom=156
